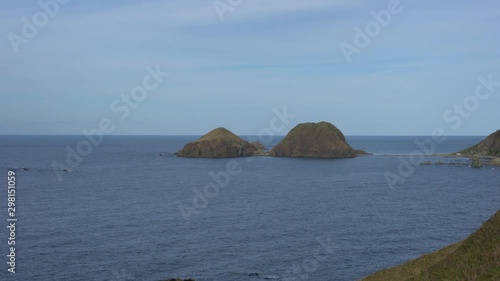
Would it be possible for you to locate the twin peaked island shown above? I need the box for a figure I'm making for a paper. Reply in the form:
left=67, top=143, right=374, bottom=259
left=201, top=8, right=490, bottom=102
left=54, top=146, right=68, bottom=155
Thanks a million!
left=175, top=121, right=369, bottom=158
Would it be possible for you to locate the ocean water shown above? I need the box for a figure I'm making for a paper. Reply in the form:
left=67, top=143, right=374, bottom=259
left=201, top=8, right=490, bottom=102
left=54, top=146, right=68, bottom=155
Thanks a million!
left=0, top=135, right=499, bottom=281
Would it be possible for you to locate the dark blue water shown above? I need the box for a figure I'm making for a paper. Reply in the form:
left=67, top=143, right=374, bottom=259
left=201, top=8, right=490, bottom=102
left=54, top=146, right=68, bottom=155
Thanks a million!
left=0, top=135, right=498, bottom=281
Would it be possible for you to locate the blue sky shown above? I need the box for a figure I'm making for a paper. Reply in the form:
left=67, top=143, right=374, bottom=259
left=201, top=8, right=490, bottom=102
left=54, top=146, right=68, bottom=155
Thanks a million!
left=1, top=0, right=499, bottom=135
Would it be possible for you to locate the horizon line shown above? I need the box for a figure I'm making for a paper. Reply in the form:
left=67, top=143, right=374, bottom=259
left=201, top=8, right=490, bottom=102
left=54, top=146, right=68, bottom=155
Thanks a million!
left=0, top=134, right=489, bottom=137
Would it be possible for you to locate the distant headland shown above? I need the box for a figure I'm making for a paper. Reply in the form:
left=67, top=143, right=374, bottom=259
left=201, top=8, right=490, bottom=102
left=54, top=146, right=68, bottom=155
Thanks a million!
left=435, top=129, right=500, bottom=167
left=458, top=130, right=500, bottom=157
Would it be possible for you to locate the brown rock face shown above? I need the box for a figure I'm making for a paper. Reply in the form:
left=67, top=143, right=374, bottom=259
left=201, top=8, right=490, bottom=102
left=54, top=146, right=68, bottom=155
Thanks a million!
left=460, top=130, right=500, bottom=157
left=269, top=122, right=355, bottom=158
left=175, top=127, right=257, bottom=158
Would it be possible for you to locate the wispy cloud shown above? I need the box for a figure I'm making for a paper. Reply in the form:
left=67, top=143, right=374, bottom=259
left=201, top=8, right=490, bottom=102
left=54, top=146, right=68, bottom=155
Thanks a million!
left=1, top=0, right=499, bottom=135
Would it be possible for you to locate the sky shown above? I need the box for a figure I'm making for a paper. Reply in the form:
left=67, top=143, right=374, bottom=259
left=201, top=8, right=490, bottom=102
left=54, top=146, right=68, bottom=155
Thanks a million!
left=0, top=0, right=499, bottom=135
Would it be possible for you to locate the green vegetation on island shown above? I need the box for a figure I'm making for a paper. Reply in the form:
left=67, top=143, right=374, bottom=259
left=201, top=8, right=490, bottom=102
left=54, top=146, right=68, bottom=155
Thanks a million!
left=269, top=121, right=367, bottom=158
left=175, top=127, right=263, bottom=158
left=175, top=122, right=370, bottom=158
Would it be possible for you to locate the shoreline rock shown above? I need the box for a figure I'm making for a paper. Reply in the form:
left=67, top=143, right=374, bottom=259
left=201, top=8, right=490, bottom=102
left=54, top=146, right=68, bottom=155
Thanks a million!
left=488, top=158, right=500, bottom=166
left=471, top=156, right=483, bottom=168
left=354, top=149, right=373, bottom=156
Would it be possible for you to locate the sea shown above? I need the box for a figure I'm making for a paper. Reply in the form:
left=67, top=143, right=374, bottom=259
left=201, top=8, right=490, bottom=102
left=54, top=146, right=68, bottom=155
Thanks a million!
left=0, top=135, right=499, bottom=281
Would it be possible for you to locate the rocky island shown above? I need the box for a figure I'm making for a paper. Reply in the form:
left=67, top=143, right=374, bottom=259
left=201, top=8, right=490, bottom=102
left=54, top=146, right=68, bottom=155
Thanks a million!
left=269, top=121, right=368, bottom=158
left=175, top=127, right=263, bottom=158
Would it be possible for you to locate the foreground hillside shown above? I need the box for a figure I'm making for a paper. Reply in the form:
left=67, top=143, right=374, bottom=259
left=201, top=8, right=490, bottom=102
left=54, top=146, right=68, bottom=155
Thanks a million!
left=361, top=210, right=500, bottom=281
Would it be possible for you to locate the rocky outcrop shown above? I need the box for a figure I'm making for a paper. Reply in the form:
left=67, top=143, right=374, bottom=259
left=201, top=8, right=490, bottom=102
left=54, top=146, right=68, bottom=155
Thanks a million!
left=176, top=128, right=259, bottom=158
left=460, top=130, right=500, bottom=157
left=354, top=149, right=372, bottom=156
left=269, top=122, right=356, bottom=158
left=471, top=156, right=483, bottom=168
left=249, top=142, right=265, bottom=151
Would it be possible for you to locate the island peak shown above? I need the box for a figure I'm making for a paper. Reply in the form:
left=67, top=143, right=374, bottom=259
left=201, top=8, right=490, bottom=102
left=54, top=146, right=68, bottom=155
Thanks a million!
left=269, top=121, right=357, bottom=158
left=176, top=127, right=261, bottom=158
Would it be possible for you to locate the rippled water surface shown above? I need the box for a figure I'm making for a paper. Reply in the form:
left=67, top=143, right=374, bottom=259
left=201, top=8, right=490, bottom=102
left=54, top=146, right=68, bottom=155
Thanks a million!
left=0, top=135, right=498, bottom=281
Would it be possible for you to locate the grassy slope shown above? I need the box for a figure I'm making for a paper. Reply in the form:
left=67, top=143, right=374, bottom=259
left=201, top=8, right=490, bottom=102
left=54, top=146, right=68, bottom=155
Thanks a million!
left=198, top=127, right=242, bottom=142
left=460, top=130, right=500, bottom=157
left=360, top=210, right=500, bottom=281
left=269, top=121, right=355, bottom=157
